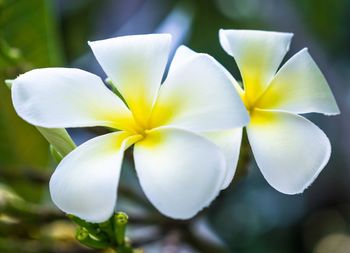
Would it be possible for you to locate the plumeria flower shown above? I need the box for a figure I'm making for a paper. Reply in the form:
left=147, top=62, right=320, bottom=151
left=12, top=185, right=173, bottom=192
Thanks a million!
left=215, top=29, right=339, bottom=194
left=11, top=34, right=249, bottom=222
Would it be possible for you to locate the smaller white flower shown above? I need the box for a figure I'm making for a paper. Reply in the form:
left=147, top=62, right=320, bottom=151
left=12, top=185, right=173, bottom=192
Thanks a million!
left=216, top=29, right=340, bottom=194
left=11, top=34, right=249, bottom=222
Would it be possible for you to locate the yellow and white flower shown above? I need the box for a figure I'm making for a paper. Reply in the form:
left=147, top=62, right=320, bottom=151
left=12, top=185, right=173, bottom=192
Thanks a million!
left=11, top=34, right=249, bottom=222
left=218, top=29, right=340, bottom=194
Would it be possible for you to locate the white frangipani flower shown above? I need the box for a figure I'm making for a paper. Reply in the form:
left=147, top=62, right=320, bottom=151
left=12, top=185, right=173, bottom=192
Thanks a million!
left=11, top=34, right=249, bottom=222
left=216, top=29, right=340, bottom=194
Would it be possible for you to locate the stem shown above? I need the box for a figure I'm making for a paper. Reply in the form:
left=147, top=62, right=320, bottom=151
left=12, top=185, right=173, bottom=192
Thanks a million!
left=99, top=219, right=115, bottom=242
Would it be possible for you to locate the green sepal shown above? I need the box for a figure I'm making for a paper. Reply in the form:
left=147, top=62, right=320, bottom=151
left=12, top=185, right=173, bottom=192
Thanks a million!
left=76, top=227, right=109, bottom=249
left=68, top=215, right=109, bottom=242
left=49, top=145, right=64, bottom=163
left=36, top=127, right=76, bottom=158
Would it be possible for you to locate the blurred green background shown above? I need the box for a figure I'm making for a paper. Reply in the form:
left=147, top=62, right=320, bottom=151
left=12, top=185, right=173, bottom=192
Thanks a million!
left=1, top=0, right=350, bottom=252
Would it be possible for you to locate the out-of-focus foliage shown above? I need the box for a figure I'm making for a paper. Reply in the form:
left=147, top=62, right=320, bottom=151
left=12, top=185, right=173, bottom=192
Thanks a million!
left=294, top=0, right=350, bottom=56
left=0, top=0, right=64, bottom=202
left=0, top=1, right=73, bottom=252
left=1, top=0, right=350, bottom=252
left=0, top=0, right=63, bottom=67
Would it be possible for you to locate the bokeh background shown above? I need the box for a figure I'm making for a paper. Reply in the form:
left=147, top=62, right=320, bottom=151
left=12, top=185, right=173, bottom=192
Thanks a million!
left=1, top=0, right=350, bottom=252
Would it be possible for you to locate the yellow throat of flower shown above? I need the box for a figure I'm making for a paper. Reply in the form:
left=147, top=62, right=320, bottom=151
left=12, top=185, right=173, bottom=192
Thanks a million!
left=241, top=90, right=259, bottom=115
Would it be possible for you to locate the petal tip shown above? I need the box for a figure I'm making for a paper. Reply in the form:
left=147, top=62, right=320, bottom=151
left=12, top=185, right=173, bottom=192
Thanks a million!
left=323, top=108, right=341, bottom=116
left=286, top=32, right=294, bottom=38
left=218, top=28, right=225, bottom=34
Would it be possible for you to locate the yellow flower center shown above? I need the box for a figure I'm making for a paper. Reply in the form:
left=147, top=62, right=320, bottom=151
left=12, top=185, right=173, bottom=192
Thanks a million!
left=124, top=108, right=160, bottom=141
left=133, top=127, right=150, bottom=137
left=240, top=82, right=268, bottom=116
left=240, top=85, right=277, bottom=126
left=241, top=90, right=259, bottom=115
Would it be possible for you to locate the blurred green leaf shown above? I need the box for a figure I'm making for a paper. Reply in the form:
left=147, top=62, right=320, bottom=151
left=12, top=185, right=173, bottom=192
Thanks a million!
left=0, top=0, right=64, bottom=202
left=0, top=0, right=64, bottom=68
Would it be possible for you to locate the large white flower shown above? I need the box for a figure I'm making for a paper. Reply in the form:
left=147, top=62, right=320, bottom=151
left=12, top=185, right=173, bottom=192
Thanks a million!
left=216, top=29, right=340, bottom=194
left=11, top=34, right=249, bottom=222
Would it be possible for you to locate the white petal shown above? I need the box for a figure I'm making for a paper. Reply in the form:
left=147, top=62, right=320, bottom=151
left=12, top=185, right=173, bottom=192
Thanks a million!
left=150, top=53, right=249, bottom=132
left=168, top=45, right=198, bottom=74
left=202, top=128, right=243, bottom=189
left=49, top=132, right=141, bottom=222
left=89, top=34, right=171, bottom=126
left=256, top=49, right=340, bottom=115
left=169, top=45, right=244, bottom=95
left=219, top=29, right=293, bottom=101
left=12, top=68, right=134, bottom=130
left=134, top=127, right=226, bottom=219
left=247, top=109, right=331, bottom=194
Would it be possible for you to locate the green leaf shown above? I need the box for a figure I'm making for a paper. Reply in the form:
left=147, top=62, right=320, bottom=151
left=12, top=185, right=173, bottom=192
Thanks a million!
left=0, top=0, right=64, bottom=202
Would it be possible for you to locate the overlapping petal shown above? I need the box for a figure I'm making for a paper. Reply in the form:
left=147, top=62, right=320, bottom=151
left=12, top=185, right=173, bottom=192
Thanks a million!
left=89, top=34, right=171, bottom=126
left=219, top=29, right=293, bottom=102
left=49, top=132, right=142, bottom=222
left=168, top=46, right=244, bottom=96
left=202, top=128, right=243, bottom=189
left=247, top=109, right=331, bottom=194
left=12, top=68, right=135, bottom=130
left=150, top=52, right=249, bottom=132
left=255, top=49, right=340, bottom=115
left=168, top=46, right=199, bottom=74
left=134, top=127, right=226, bottom=219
